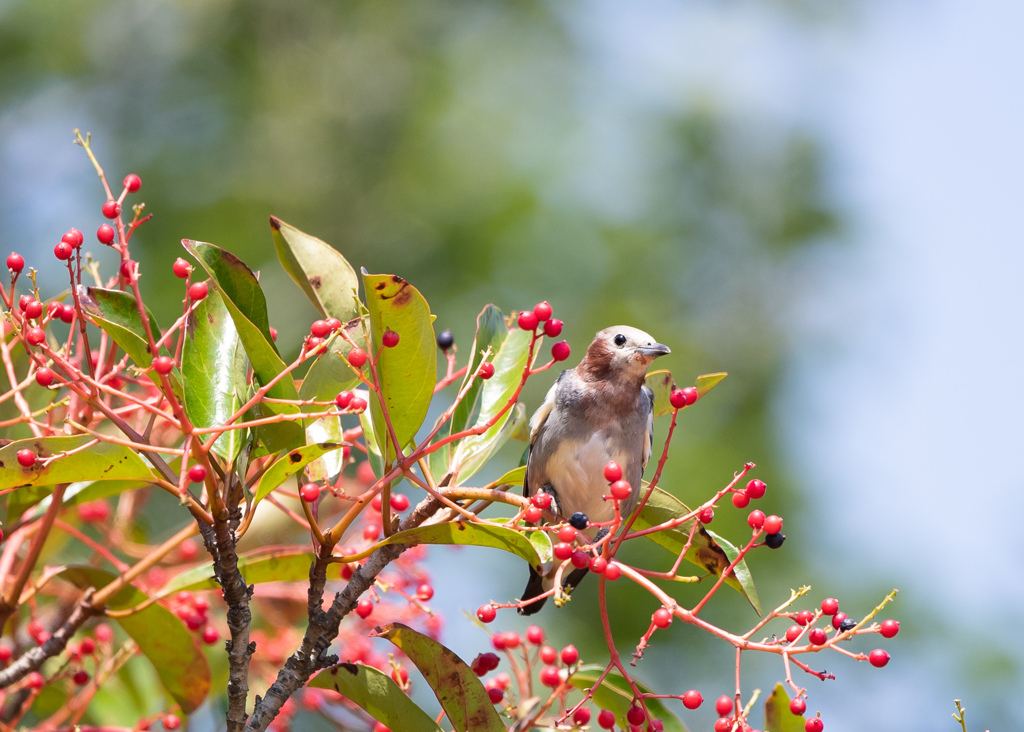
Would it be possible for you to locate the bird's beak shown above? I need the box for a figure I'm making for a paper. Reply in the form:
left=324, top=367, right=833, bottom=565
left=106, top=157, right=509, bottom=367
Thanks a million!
left=635, top=343, right=671, bottom=358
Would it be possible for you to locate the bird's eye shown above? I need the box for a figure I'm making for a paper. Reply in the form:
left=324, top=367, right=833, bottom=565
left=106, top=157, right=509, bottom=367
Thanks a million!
left=613, top=334, right=627, bottom=347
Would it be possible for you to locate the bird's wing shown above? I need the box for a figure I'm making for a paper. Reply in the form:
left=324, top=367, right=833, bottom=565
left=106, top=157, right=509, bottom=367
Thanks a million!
left=641, top=385, right=655, bottom=471
left=523, top=377, right=561, bottom=498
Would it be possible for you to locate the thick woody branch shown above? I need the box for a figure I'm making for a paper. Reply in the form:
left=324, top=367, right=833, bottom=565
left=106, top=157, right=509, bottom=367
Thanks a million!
left=0, top=592, right=96, bottom=688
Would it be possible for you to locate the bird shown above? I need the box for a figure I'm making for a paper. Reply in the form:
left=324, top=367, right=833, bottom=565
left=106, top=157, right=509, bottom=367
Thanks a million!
left=518, top=325, right=670, bottom=615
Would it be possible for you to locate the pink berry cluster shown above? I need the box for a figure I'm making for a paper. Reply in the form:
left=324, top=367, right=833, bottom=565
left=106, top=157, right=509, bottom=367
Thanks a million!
left=168, top=591, right=220, bottom=645
left=518, top=301, right=570, bottom=362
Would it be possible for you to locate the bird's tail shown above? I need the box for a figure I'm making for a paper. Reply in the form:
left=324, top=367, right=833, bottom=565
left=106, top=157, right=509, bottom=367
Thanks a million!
left=518, top=566, right=548, bottom=616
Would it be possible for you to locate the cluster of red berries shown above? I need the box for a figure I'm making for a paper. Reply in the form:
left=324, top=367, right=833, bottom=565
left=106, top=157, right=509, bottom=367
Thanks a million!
left=333, top=389, right=368, bottom=413
left=518, top=301, right=570, bottom=362
left=669, top=386, right=699, bottom=409
left=168, top=591, right=220, bottom=645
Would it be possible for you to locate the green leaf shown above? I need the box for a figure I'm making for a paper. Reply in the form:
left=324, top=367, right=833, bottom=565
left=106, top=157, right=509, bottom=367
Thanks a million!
left=448, top=326, right=536, bottom=483
left=645, top=370, right=728, bottom=418
left=633, top=486, right=760, bottom=614
left=297, top=317, right=366, bottom=408
left=182, top=240, right=303, bottom=453
left=570, top=665, right=687, bottom=732
left=270, top=216, right=361, bottom=323
left=6, top=477, right=148, bottom=526
left=764, top=683, right=806, bottom=732
left=59, top=567, right=210, bottom=713
left=310, top=663, right=443, bottom=732
left=362, top=272, right=437, bottom=467
left=707, top=529, right=761, bottom=616
left=182, top=285, right=249, bottom=461
left=76, top=286, right=182, bottom=399
left=252, top=442, right=346, bottom=506
left=159, top=546, right=347, bottom=595
left=374, top=520, right=544, bottom=572
left=0, top=435, right=157, bottom=493
left=372, top=622, right=504, bottom=732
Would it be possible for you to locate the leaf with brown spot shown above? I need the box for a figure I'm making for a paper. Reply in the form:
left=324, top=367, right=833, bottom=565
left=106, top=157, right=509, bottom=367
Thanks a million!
left=269, top=216, right=360, bottom=322
left=309, top=662, right=442, bottom=732
left=372, top=623, right=504, bottom=732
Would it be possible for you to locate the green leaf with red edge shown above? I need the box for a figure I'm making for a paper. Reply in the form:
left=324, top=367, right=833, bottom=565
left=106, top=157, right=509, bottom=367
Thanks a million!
left=645, top=370, right=728, bottom=418
left=361, top=271, right=437, bottom=468
left=633, top=485, right=761, bottom=614
left=182, top=240, right=303, bottom=453
left=448, top=325, right=536, bottom=484
left=76, top=286, right=182, bottom=400
left=158, top=546, right=348, bottom=595
left=309, top=662, right=443, bottom=732
left=269, top=216, right=361, bottom=323
left=371, top=622, right=504, bottom=732
left=182, top=285, right=249, bottom=462
left=252, top=442, right=346, bottom=507
left=764, top=683, right=807, bottom=732
left=374, top=519, right=544, bottom=572
left=59, top=566, right=210, bottom=713
left=569, top=665, right=687, bottom=732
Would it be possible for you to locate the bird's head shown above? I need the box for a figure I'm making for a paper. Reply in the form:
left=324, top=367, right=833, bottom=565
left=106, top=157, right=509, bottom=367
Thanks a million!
left=578, top=325, right=670, bottom=382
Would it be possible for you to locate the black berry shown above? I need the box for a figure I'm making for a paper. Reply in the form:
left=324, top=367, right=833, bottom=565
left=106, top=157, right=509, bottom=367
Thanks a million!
left=765, top=532, right=785, bottom=549
left=568, top=512, right=589, bottom=530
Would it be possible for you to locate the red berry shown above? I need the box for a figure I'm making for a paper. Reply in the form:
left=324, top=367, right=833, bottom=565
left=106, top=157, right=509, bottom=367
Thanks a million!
left=188, top=281, right=208, bottom=301
left=94, top=624, right=113, bottom=643
left=570, top=550, right=589, bottom=569
left=25, top=300, right=43, bottom=319
left=476, top=604, right=496, bottom=623
left=603, top=461, right=623, bottom=483
left=101, top=200, right=121, bottom=219
left=502, top=632, right=521, bottom=648
left=54, top=241, right=74, bottom=260
left=60, top=304, right=75, bottom=323
left=477, top=362, right=495, bottom=379
left=349, top=396, right=367, bottom=412
left=188, top=464, right=207, bottom=483
left=808, top=628, right=827, bottom=645
left=610, top=480, right=632, bottom=501
left=682, top=690, right=702, bottom=710
left=356, top=599, right=374, bottom=619
left=163, top=714, right=181, bottom=730
left=26, top=326, right=45, bottom=346
left=7, top=252, right=25, bottom=272
left=325, top=318, right=341, bottom=331
left=543, top=319, right=563, bottom=338
left=669, top=389, right=688, bottom=409
left=553, top=542, right=573, bottom=561
left=731, top=492, right=750, bottom=509
left=363, top=523, right=380, bottom=541
left=573, top=706, right=591, bottom=725
left=820, top=598, right=839, bottom=615
left=831, top=612, right=848, bottom=630
left=47, top=301, right=63, bottom=320
left=603, top=562, right=621, bottom=581
left=747, top=510, right=765, bottom=529
left=73, top=669, right=90, bottom=686
left=558, top=525, right=577, bottom=543
left=96, top=224, right=115, bottom=244
left=172, top=258, right=192, bottom=279
left=17, top=449, right=36, bottom=467
left=796, top=610, right=814, bottom=626
left=745, top=479, right=767, bottom=499
left=551, top=341, right=571, bottom=361
left=785, top=625, right=802, bottom=642
left=269, top=327, right=278, bottom=341
left=153, top=356, right=174, bottom=375
left=310, top=319, right=331, bottom=337
left=540, top=645, right=557, bottom=665
left=880, top=619, right=900, bottom=638
left=300, top=483, right=320, bottom=502
left=123, top=174, right=142, bottom=192
left=390, top=493, right=410, bottom=511
left=79, top=637, right=95, bottom=655
left=487, top=687, right=503, bottom=704
left=201, top=626, right=220, bottom=645
left=680, top=386, right=699, bottom=405
left=539, top=665, right=561, bottom=687
left=531, top=492, right=552, bottom=510
left=590, top=556, right=607, bottom=573
left=653, top=608, right=672, bottom=628
left=715, top=695, right=733, bottom=716
left=382, top=329, right=400, bottom=348
left=35, top=368, right=54, bottom=387
left=598, top=709, right=616, bottom=729
left=698, top=507, right=715, bottom=524
left=533, top=301, right=553, bottom=321
left=526, top=625, right=544, bottom=645
left=416, top=583, right=434, bottom=601
left=62, top=228, right=84, bottom=248
left=347, top=347, right=368, bottom=368
left=763, top=515, right=783, bottom=534
left=790, top=697, right=807, bottom=715
left=627, top=705, right=645, bottom=725
left=868, top=649, right=890, bottom=668
left=26, top=671, right=44, bottom=690
left=334, top=390, right=353, bottom=409
left=805, top=718, right=823, bottom=732
left=560, top=645, right=578, bottom=665
left=524, top=506, right=542, bottom=523
left=518, top=311, right=538, bottom=331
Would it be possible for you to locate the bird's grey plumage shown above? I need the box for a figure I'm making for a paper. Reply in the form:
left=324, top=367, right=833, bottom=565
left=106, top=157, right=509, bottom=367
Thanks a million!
left=519, top=325, right=669, bottom=615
